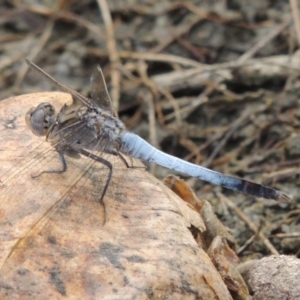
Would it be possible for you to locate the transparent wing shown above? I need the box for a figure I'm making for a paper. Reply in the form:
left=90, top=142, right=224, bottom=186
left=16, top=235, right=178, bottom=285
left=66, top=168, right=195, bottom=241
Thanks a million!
left=0, top=95, right=128, bottom=290
left=26, top=59, right=94, bottom=108
left=90, top=66, right=118, bottom=117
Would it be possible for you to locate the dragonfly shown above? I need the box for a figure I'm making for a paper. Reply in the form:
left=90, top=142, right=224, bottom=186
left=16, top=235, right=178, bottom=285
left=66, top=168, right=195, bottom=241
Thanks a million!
left=24, top=59, right=290, bottom=206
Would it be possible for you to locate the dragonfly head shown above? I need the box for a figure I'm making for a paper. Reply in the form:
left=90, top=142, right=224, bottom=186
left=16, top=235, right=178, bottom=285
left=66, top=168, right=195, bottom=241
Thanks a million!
left=25, top=102, right=56, bottom=136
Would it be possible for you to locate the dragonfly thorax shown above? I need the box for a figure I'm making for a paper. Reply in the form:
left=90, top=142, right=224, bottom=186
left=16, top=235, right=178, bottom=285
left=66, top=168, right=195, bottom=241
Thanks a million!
left=82, top=108, right=126, bottom=142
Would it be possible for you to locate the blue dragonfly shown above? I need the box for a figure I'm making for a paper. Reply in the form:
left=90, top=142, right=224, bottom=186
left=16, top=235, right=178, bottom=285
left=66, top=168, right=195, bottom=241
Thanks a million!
left=25, top=59, right=290, bottom=204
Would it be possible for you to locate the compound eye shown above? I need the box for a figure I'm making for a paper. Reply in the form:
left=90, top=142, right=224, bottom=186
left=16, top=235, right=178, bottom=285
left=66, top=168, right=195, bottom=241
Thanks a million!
left=25, top=102, right=56, bottom=136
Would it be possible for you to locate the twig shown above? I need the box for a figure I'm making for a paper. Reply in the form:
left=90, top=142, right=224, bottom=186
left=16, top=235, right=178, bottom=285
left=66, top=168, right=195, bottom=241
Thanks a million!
left=237, top=220, right=264, bottom=255
left=151, top=53, right=300, bottom=92
left=150, top=14, right=203, bottom=53
left=137, top=62, right=158, bottom=150
left=96, top=0, right=121, bottom=111
left=202, top=108, right=252, bottom=168
left=270, top=232, right=300, bottom=238
left=237, top=20, right=291, bottom=63
left=58, top=12, right=105, bottom=40
left=88, top=48, right=204, bottom=68
left=290, top=0, right=300, bottom=47
left=13, top=0, right=65, bottom=15
left=14, top=19, right=55, bottom=88
left=218, top=193, right=279, bottom=255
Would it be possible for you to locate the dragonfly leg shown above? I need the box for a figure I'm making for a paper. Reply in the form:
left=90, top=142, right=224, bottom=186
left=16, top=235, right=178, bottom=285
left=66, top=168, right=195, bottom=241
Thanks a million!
left=105, top=148, right=146, bottom=170
left=108, top=150, right=132, bottom=168
left=31, top=149, right=67, bottom=178
left=115, top=151, right=146, bottom=170
left=117, top=152, right=131, bottom=168
left=77, top=149, right=113, bottom=225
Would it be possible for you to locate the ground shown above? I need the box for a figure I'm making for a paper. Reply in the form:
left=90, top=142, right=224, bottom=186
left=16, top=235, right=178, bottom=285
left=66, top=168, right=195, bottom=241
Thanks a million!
left=0, top=0, right=299, bottom=283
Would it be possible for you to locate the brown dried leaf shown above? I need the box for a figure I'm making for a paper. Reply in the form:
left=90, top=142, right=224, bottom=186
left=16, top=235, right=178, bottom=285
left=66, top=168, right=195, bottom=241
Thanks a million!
left=207, top=237, right=250, bottom=300
left=164, top=175, right=236, bottom=250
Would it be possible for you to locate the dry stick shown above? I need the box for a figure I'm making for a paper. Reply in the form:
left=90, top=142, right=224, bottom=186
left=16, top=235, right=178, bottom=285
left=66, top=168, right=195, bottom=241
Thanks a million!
left=14, top=19, right=55, bottom=88
left=196, top=102, right=268, bottom=169
left=284, top=5, right=300, bottom=59
left=0, top=40, right=33, bottom=71
left=164, top=84, right=213, bottom=164
left=135, top=59, right=182, bottom=126
left=271, top=232, right=300, bottom=238
left=237, top=219, right=265, bottom=255
left=163, top=94, right=208, bottom=122
left=151, top=53, right=300, bottom=93
left=150, top=2, right=242, bottom=54
left=237, top=20, right=291, bottom=63
left=137, top=62, right=158, bottom=148
left=201, top=108, right=253, bottom=168
left=182, top=2, right=242, bottom=24
left=218, top=193, right=279, bottom=255
left=136, top=61, right=159, bottom=178
left=88, top=48, right=205, bottom=68
left=290, top=0, right=300, bottom=47
left=144, top=91, right=157, bottom=175
left=150, top=14, right=204, bottom=53
left=127, top=52, right=204, bottom=68
left=297, top=248, right=300, bottom=258
left=156, top=86, right=183, bottom=126
left=58, top=11, right=105, bottom=39
left=183, top=127, right=228, bottom=164
left=96, top=0, right=121, bottom=111
left=14, top=0, right=65, bottom=15
left=145, top=92, right=157, bottom=146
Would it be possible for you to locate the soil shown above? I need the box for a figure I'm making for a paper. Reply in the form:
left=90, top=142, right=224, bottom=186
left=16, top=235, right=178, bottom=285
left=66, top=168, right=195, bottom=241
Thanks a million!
left=0, top=0, right=300, bottom=297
